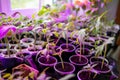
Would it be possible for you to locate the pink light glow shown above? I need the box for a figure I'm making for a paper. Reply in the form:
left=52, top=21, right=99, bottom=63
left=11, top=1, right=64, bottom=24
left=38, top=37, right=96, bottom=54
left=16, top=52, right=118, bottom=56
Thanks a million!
left=74, top=0, right=91, bottom=7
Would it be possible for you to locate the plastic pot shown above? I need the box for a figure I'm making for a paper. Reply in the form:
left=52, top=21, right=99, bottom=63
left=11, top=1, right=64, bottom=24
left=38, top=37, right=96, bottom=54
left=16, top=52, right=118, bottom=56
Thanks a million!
left=20, top=38, right=34, bottom=46
left=69, top=55, right=88, bottom=72
left=27, top=46, right=42, bottom=54
left=77, top=69, right=98, bottom=80
left=90, top=56, right=109, bottom=65
left=54, top=62, right=75, bottom=76
left=15, top=44, right=28, bottom=52
left=60, top=43, right=76, bottom=61
left=92, top=62, right=111, bottom=74
left=2, top=49, right=17, bottom=57
left=75, top=42, right=95, bottom=50
left=75, top=48, right=94, bottom=59
left=9, top=40, right=18, bottom=49
left=38, top=56, right=57, bottom=67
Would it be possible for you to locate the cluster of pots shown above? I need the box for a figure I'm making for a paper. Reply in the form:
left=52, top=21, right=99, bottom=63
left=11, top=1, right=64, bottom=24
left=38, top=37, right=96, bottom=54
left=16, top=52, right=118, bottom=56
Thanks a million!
left=0, top=31, right=118, bottom=80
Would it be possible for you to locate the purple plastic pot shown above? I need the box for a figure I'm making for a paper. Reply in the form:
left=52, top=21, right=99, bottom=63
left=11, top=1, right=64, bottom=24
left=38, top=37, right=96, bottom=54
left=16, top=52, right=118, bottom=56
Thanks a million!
left=54, top=62, right=75, bottom=75
left=9, top=40, right=18, bottom=49
left=92, top=62, right=111, bottom=74
left=15, top=44, right=28, bottom=52
left=38, top=56, right=57, bottom=67
left=75, top=48, right=94, bottom=58
left=2, top=49, right=17, bottom=57
left=60, top=43, right=76, bottom=61
left=20, top=38, right=34, bottom=46
left=91, top=62, right=113, bottom=80
left=38, top=56, right=58, bottom=75
left=90, top=56, right=109, bottom=65
left=77, top=69, right=98, bottom=80
left=73, top=42, right=95, bottom=50
left=27, top=46, right=42, bottom=54
left=16, top=51, right=31, bottom=59
left=34, top=41, right=46, bottom=47
left=69, top=55, right=88, bottom=70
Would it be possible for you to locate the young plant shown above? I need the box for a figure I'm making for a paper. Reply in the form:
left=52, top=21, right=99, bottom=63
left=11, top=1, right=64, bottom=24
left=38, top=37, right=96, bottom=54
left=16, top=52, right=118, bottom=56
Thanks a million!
left=76, top=29, right=86, bottom=61
left=64, top=21, right=76, bottom=48
left=0, top=13, right=6, bottom=26
left=0, top=25, right=16, bottom=57
left=58, top=49, right=65, bottom=69
left=95, top=37, right=114, bottom=69
left=54, top=47, right=68, bottom=70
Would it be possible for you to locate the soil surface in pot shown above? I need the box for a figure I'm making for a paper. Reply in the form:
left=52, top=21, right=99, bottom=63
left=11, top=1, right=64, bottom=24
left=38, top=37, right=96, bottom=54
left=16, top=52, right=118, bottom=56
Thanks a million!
left=28, top=48, right=41, bottom=52
left=16, top=45, right=28, bottom=49
left=70, top=56, right=87, bottom=64
left=61, top=45, right=74, bottom=51
left=16, top=52, right=30, bottom=58
left=93, top=62, right=110, bottom=72
left=78, top=70, right=97, bottom=80
left=9, top=40, right=18, bottom=44
left=90, top=57, right=108, bottom=64
left=3, top=50, right=17, bottom=55
left=76, top=48, right=90, bottom=56
left=39, top=57, right=56, bottom=64
left=55, top=63, right=74, bottom=72
left=23, top=39, right=33, bottom=43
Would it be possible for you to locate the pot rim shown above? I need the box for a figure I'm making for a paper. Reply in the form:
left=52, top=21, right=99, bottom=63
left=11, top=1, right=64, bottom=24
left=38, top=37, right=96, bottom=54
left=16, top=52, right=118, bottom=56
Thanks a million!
left=69, top=55, right=88, bottom=66
left=14, top=44, right=28, bottom=52
left=38, top=56, right=57, bottom=67
left=54, top=62, right=75, bottom=75
left=90, top=56, right=109, bottom=65
left=77, top=69, right=97, bottom=80
left=27, top=46, right=42, bottom=54
left=20, top=38, right=34, bottom=45
left=60, top=43, right=75, bottom=52
left=75, top=48, right=92, bottom=57
left=92, top=62, right=111, bottom=74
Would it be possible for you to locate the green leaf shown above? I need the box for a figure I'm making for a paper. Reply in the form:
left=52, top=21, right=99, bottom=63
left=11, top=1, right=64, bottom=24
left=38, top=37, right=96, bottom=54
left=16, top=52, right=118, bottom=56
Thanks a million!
left=53, top=32, right=59, bottom=37
left=29, top=72, right=35, bottom=79
left=38, top=7, right=50, bottom=16
left=3, top=73, right=11, bottom=79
